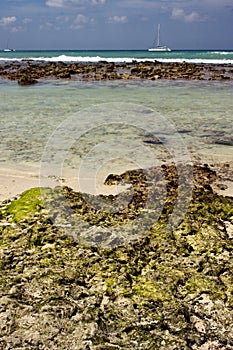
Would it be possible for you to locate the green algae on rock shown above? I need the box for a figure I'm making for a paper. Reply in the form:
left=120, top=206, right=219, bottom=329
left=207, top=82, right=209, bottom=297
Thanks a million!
left=2, top=188, right=45, bottom=223
left=0, top=164, right=233, bottom=349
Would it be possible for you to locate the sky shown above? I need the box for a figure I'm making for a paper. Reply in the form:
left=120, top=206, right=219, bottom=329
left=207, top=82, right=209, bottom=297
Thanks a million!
left=0, top=0, right=233, bottom=50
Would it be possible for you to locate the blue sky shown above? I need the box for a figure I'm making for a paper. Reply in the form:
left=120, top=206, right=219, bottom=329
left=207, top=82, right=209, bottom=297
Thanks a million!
left=0, top=0, right=233, bottom=50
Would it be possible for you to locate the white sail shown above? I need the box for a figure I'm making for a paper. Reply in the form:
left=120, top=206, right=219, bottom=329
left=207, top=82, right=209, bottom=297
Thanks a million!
left=148, top=24, right=171, bottom=52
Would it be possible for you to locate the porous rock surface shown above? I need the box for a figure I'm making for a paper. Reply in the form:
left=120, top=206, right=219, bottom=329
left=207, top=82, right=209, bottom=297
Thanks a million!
left=0, top=61, right=233, bottom=85
left=0, top=164, right=233, bottom=349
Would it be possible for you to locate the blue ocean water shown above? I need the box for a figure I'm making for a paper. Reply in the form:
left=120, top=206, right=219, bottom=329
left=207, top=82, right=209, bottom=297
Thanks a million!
left=1, top=49, right=233, bottom=64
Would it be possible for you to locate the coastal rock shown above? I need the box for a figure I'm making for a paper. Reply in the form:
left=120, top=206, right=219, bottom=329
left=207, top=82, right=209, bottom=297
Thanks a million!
left=1, top=61, right=233, bottom=82
left=17, top=75, right=38, bottom=86
left=120, top=73, right=131, bottom=80
left=56, top=70, right=71, bottom=79
left=0, top=164, right=233, bottom=349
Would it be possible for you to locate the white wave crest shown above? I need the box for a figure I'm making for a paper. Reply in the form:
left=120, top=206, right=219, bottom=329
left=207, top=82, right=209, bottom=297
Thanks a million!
left=210, top=51, right=233, bottom=55
left=0, top=54, right=233, bottom=65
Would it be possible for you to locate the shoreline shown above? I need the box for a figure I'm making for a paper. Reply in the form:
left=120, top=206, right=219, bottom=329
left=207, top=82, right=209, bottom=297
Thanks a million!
left=0, top=63, right=232, bottom=201
left=1, top=57, right=233, bottom=349
left=0, top=60, right=233, bottom=85
left=1, top=160, right=232, bottom=204
left=0, top=165, right=141, bottom=202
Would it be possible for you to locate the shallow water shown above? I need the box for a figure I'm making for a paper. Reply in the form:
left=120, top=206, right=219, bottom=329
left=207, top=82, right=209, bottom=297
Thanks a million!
left=0, top=79, right=232, bottom=187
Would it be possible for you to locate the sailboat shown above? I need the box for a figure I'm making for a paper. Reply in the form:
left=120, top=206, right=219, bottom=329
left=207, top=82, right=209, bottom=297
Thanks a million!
left=3, top=39, right=15, bottom=52
left=3, top=48, right=15, bottom=52
left=148, top=24, right=171, bottom=52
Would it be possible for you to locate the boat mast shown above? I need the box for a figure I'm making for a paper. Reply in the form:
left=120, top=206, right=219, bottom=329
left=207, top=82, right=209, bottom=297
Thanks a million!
left=6, top=38, right=9, bottom=49
left=157, top=24, right=160, bottom=47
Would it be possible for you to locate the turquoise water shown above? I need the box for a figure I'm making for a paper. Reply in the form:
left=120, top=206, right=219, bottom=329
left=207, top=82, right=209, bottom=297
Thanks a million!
left=0, top=79, right=232, bottom=174
left=1, top=49, right=233, bottom=64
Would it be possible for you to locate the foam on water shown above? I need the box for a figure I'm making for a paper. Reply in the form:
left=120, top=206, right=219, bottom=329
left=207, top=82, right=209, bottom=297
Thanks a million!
left=1, top=49, right=233, bottom=64
left=0, top=55, right=233, bottom=64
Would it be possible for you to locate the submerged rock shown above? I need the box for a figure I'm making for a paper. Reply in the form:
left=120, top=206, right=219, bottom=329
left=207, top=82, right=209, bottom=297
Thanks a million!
left=214, top=137, right=233, bottom=146
left=18, top=75, right=38, bottom=86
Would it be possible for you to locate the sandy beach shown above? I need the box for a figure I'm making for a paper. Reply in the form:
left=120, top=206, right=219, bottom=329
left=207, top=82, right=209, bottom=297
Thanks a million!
left=0, top=165, right=136, bottom=202
left=1, top=160, right=232, bottom=204
left=0, top=166, right=40, bottom=202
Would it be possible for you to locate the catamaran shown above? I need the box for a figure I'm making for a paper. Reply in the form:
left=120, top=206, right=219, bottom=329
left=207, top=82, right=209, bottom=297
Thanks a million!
left=148, top=24, right=171, bottom=52
left=3, top=48, right=15, bottom=52
left=3, top=39, right=15, bottom=52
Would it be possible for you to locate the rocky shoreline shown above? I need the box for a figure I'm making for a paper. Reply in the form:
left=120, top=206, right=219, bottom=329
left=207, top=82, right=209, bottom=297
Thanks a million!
left=1, top=58, right=233, bottom=348
left=0, top=163, right=233, bottom=349
left=0, top=60, right=233, bottom=85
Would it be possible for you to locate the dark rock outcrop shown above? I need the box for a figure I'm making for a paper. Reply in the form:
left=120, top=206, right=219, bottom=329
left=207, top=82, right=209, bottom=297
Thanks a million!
left=0, top=164, right=233, bottom=349
left=0, top=61, right=232, bottom=83
left=18, top=75, right=38, bottom=86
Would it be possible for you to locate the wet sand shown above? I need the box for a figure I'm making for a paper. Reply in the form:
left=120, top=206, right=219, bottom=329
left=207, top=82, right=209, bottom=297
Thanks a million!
left=0, top=166, right=133, bottom=202
left=0, top=167, right=40, bottom=202
left=1, top=161, right=232, bottom=203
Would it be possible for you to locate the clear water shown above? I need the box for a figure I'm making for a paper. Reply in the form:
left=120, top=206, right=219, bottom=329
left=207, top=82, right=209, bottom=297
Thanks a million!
left=0, top=79, right=232, bottom=176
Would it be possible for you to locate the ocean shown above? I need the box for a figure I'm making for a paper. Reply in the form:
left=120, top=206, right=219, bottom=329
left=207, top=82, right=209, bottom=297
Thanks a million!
left=1, top=49, right=233, bottom=64
left=0, top=49, right=232, bottom=196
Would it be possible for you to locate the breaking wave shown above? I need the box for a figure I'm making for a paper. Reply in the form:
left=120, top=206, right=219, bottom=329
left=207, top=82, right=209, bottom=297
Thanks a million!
left=0, top=54, right=233, bottom=64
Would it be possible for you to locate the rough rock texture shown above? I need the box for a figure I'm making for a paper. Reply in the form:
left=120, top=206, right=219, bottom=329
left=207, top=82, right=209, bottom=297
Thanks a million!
left=17, top=75, right=38, bottom=86
left=0, top=61, right=233, bottom=85
left=0, top=164, right=233, bottom=349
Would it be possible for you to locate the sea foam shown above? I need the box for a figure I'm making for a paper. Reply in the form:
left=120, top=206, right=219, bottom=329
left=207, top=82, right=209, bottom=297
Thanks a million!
left=0, top=55, right=233, bottom=64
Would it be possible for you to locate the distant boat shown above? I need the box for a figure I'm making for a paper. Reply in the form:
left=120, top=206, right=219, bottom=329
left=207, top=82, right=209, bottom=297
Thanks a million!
left=3, top=39, right=15, bottom=52
left=3, top=48, right=15, bottom=52
left=148, top=24, right=171, bottom=52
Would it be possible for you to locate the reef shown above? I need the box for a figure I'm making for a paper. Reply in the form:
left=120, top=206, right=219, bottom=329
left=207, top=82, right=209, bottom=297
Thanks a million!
left=0, top=164, right=233, bottom=349
left=0, top=60, right=233, bottom=85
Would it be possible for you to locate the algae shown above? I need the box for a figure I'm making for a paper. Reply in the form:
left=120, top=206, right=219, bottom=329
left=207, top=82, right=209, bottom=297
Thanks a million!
left=0, top=164, right=233, bottom=349
left=3, top=187, right=53, bottom=223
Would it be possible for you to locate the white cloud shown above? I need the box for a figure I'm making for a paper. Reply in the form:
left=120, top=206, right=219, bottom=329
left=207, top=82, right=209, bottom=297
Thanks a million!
left=11, top=26, right=23, bottom=33
left=117, top=0, right=161, bottom=9
left=22, top=18, right=32, bottom=24
left=108, top=15, right=128, bottom=24
left=171, top=8, right=203, bottom=23
left=46, top=0, right=65, bottom=7
left=0, top=16, right=30, bottom=33
left=46, top=0, right=106, bottom=8
left=39, top=21, right=53, bottom=30
left=56, top=15, right=70, bottom=22
left=0, top=16, right=17, bottom=27
left=70, top=14, right=95, bottom=29
left=203, top=0, right=233, bottom=5
left=74, top=14, right=89, bottom=24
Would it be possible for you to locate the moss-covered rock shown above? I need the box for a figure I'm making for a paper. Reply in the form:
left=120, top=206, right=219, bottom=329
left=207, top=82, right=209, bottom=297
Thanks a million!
left=0, top=164, right=232, bottom=349
left=2, top=188, right=52, bottom=223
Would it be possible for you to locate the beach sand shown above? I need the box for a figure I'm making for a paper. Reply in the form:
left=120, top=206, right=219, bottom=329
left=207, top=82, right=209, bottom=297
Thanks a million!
left=0, top=161, right=232, bottom=203
left=0, top=165, right=133, bottom=202
left=0, top=167, right=40, bottom=202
